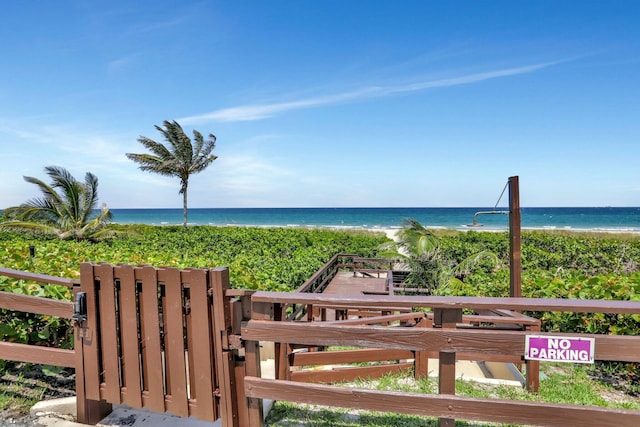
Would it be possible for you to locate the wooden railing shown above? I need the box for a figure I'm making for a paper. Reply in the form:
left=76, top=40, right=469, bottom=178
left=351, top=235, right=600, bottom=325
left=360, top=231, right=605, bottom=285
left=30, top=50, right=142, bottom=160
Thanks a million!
left=295, top=253, right=351, bottom=293
left=0, top=267, right=77, bottom=369
left=4, top=263, right=640, bottom=426
left=242, top=292, right=640, bottom=427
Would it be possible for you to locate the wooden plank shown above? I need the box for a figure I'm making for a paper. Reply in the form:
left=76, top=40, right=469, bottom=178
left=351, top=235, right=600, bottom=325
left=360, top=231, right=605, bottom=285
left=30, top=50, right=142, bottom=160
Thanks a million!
left=185, top=287, right=196, bottom=405
left=291, top=363, right=413, bottom=383
left=291, top=348, right=414, bottom=366
left=96, top=263, right=121, bottom=404
left=0, top=267, right=77, bottom=288
left=159, top=267, right=189, bottom=418
left=244, top=377, right=640, bottom=427
left=116, top=265, right=143, bottom=409
left=234, top=360, right=249, bottom=427
left=273, top=304, right=290, bottom=381
left=79, top=263, right=102, bottom=401
left=243, top=321, right=640, bottom=362
left=186, top=269, right=215, bottom=422
left=0, top=290, right=73, bottom=318
left=137, top=266, right=165, bottom=413
left=210, top=268, right=230, bottom=424
left=244, top=303, right=268, bottom=427
left=414, top=318, right=430, bottom=380
left=438, top=350, right=456, bottom=427
left=323, top=311, right=425, bottom=325
left=220, top=350, right=237, bottom=427
left=0, top=341, right=75, bottom=367
left=250, top=292, right=640, bottom=315
left=75, top=276, right=113, bottom=425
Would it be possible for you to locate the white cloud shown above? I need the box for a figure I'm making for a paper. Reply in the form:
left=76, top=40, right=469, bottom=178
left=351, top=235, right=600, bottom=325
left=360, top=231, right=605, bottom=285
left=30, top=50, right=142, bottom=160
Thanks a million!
left=217, top=154, right=292, bottom=193
left=179, top=87, right=378, bottom=123
left=107, top=53, right=141, bottom=75
left=178, top=61, right=563, bottom=124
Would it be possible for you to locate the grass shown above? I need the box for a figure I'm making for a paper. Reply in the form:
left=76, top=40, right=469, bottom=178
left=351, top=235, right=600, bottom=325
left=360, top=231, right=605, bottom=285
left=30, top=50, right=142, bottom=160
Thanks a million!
left=265, top=363, right=640, bottom=426
left=0, top=372, right=48, bottom=417
left=0, top=363, right=75, bottom=418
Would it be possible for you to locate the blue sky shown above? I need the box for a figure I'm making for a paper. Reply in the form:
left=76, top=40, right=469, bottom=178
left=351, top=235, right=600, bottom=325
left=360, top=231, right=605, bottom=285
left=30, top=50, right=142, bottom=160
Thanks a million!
left=1, top=1, right=639, bottom=209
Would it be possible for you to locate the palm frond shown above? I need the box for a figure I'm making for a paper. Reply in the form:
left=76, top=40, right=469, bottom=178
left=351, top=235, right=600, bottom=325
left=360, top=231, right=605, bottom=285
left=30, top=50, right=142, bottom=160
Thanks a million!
left=397, top=218, right=439, bottom=257
left=128, top=120, right=218, bottom=229
left=451, top=250, right=500, bottom=278
left=2, top=166, right=112, bottom=241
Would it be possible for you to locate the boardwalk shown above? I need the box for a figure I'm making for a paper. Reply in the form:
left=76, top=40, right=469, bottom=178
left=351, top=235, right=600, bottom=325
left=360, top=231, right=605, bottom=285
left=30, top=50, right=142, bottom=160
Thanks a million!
left=322, top=271, right=387, bottom=295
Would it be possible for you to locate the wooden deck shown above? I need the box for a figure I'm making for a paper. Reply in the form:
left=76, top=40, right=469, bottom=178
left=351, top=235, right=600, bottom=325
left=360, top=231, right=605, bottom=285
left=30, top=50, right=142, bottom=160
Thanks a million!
left=322, top=272, right=387, bottom=295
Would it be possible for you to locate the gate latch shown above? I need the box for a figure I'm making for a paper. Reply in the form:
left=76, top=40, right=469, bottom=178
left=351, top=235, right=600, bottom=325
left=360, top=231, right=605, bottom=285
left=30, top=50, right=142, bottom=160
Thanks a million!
left=73, top=292, right=88, bottom=322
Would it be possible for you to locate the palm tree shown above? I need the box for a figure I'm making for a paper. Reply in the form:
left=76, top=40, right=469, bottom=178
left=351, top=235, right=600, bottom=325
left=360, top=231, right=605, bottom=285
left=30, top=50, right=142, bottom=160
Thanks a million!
left=394, top=218, right=499, bottom=294
left=0, top=166, right=113, bottom=241
left=126, top=120, right=217, bottom=230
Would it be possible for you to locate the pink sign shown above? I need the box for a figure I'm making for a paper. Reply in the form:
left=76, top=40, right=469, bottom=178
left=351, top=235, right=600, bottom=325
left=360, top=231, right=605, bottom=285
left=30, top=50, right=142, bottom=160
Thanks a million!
left=525, top=335, right=595, bottom=364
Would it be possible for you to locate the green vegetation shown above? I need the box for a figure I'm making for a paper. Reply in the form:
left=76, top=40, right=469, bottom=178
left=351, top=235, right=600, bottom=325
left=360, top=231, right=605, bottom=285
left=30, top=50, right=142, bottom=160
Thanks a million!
left=388, top=219, right=499, bottom=293
left=126, top=120, right=218, bottom=229
left=2, top=225, right=640, bottom=423
left=0, top=166, right=113, bottom=242
left=0, top=225, right=387, bottom=356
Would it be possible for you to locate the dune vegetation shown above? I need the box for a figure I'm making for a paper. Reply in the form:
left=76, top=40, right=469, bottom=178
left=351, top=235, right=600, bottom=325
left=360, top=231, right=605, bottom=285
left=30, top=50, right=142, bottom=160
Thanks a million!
left=1, top=225, right=639, bottom=420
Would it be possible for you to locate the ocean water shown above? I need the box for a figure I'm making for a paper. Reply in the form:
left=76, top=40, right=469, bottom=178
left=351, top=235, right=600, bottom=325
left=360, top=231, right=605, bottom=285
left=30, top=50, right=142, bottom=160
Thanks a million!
left=110, top=207, right=640, bottom=233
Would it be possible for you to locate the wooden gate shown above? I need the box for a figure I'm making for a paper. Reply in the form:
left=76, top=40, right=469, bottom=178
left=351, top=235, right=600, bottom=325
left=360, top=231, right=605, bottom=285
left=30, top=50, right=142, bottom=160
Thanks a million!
left=75, top=263, right=240, bottom=425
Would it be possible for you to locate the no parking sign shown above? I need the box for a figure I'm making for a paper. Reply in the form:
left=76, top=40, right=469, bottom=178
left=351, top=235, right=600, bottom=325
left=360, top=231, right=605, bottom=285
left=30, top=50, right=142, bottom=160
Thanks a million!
left=525, top=335, right=595, bottom=364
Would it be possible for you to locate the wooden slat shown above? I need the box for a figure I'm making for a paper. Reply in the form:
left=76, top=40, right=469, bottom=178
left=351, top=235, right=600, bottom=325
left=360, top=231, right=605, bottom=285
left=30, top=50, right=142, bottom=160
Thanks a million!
left=0, top=267, right=77, bottom=288
left=291, top=348, right=414, bottom=366
left=438, top=308, right=459, bottom=427
left=97, top=263, right=121, bottom=404
left=589, top=334, right=640, bottom=362
left=211, top=267, right=234, bottom=426
left=233, top=359, right=249, bottom=427
left=414, top=317, right=430, bottom=380
left=219, top=350, right=236, bottom=427
left=116, top=264, right=143, bottom=409
left=160, top=267, right=189, bottom=418
left=0, top=341, right=75, bottom=367
left=244, top=377, right=640, bottom=427
left=243, top=321, right=640, bottom=362
left=245, top=303, right=268, bottom=426
left=186, top=269, right=216, bottom=422
left=439, top=351, right=456, bottom=395
left=138, top=266, right=165, bottom=413
left=323, top=311, right=425, bottom=325
left=250, top=292, right=640, bottom=315
left=184, top=286, right=196, bottom=407
left=0, top=290, right=73, bottom=318
left=79, top=263, right=101, bottom=401
left=290, top=363, right=413, bottom=383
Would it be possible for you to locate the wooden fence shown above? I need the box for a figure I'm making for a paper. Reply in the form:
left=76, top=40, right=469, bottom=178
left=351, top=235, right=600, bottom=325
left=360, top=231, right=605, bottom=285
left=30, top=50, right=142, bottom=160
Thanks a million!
left=0, top=267, right=76, bottom=369
left=287, top=255, right=542, bottom=391
left=3, top=263, right=640, bottom=426
left=241, top=291, right=640, bottom=427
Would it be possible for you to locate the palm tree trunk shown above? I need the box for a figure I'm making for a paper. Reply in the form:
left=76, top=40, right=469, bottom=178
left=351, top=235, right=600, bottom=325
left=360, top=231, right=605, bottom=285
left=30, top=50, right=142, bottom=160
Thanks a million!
left=182, top=186, right=188, bottom=230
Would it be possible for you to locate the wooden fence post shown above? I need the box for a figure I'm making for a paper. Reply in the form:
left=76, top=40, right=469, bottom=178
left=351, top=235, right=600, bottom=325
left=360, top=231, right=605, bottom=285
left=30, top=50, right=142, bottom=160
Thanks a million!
left=435, top=308, right=461, bottom=427
left=245, top=301, right=271, bottom=426
left=210, top=267, right=240, bottom=427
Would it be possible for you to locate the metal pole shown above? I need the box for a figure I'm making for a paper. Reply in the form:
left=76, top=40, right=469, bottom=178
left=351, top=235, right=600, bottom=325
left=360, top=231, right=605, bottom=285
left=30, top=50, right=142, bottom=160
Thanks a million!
left=509, top=176, right=522, bottom=297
